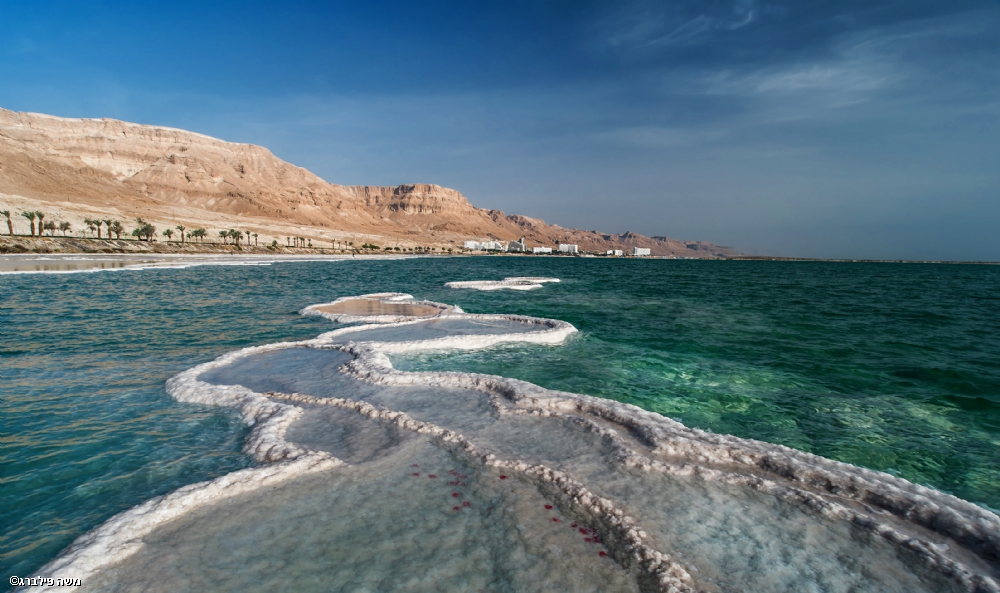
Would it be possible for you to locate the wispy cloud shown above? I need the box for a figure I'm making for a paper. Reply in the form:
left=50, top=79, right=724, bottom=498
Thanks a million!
left=603, top=0, right=757, bottom=52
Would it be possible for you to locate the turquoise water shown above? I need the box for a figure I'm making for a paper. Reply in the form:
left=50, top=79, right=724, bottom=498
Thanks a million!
left=2, top=257, right=999, bottom=581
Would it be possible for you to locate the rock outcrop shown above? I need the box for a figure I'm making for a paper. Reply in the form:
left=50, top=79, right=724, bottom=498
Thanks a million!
left=0, top=108, right=736, bottom=256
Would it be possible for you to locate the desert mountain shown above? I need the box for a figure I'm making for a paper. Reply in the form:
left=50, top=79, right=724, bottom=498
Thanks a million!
left=0, top=108, right=735, bottom=256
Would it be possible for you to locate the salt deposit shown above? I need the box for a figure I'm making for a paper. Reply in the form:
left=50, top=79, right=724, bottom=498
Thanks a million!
left=444, top=276, right=561, bottom=291
left=23, top=293, right=1000, bottom=593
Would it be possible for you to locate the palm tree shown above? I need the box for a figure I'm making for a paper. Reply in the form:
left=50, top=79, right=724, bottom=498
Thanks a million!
left=1, top=210, right=11, bottom=235
left=244, top=230, right=251, bottom=245
left=163, top=229, right=174, bottom=242
left=191, top=228, right=206, bottom=242
left=35, top=212, right=45, bottom=237
left=102, top=219, right=112, bottom=239
left=42, top=220, right=56, bottom=235
left=132, top=218, right=155, bottom=241
left=252, top=233, right=258, bottom=246
left=21, top=211, right=36, bottom=236
left=218, top=230, right=228, bottom=244
left=110, top=220, right=124, bottom=239
left=176, top=225, right=186, bottom=245
left=59, top=221, right=72, bottom=235
left=86, top=219, right=98, bottom=237
left=227, top=229, right=241, bottom=246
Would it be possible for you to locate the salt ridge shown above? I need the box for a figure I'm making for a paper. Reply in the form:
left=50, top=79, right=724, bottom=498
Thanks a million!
left=444, top=276, right=561, bottom=291
left=24, top=293, right=1000, bottom=593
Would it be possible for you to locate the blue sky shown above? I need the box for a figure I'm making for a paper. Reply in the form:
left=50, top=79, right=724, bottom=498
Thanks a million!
left=2, top=1, right=998, bottom=259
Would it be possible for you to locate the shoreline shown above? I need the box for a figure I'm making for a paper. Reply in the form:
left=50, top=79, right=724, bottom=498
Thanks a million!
left=0, top=235, right=367, bottom=256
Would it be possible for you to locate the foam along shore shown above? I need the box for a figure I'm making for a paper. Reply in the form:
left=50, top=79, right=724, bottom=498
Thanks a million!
left=24, top=294, right=1000, bottom=593
left=0, top=253, right=398, bottom=275
left=444, top=276, right=561, bottom=291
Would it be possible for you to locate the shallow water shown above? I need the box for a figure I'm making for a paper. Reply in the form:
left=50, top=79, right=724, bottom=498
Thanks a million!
left=4, top=257, right=1000, bottom=584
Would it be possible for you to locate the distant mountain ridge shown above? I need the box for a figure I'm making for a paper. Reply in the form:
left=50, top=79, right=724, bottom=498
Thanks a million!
left=0, top=107, right=736, bottom=256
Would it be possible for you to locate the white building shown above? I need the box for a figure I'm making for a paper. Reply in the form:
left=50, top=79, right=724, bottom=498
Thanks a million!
left=633, top=247, right=651, bottom=256
left=557, top=244, right=578, bottom=253
left=532, top=246, right=552, bottom=254
left=606, top=250, right=623, bottom=256
left=464, top=240, right=505, bottom=251
left=507, top=237, right=527, bottom=253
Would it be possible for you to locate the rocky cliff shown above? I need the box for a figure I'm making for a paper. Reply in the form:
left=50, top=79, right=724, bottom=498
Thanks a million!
left=0, top=108, right=736, bottom=256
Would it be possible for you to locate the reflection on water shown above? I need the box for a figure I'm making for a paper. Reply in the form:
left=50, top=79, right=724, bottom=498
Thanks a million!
left=0, top=257, right=157, bottom=272
left=0, top=254, right=360, bottom=274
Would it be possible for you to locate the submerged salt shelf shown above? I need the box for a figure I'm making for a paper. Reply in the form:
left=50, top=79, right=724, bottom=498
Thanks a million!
left=444, top=276, right=561, bottom=291
left=302, top=293, right=453, bottom=323
left=26, top=294, right=1000, bottom=593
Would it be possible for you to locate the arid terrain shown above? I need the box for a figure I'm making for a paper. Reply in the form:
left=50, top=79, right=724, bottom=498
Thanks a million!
left=0, top=108, right=736, bottom=256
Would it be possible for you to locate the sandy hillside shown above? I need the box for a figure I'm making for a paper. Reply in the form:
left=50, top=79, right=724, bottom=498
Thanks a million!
left=0, top=108, right=736, bottom=256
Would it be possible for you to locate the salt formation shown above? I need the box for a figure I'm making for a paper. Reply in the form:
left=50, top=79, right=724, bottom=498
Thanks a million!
left=302, top=292, right=455, bottom=323
left=444, top=276, right=561, bottom=291
left=24, top=294, right=1000, bottom=593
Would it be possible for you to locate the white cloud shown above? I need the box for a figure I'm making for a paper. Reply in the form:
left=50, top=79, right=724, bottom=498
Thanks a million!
left=604, top=0, right=758, bottom=52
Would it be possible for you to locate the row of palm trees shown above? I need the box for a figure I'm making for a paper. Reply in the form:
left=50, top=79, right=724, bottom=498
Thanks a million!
left=0, top=210, right=49, bottom=236
left=0, top=209, right=78, bottom=237
left=82, top=218, right=127, bottom=239
left=218, top=229, right=258, bottom=246
left=0, top=209, right=437, bottom=252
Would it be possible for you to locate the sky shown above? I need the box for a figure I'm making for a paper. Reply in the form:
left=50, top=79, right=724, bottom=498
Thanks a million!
left=1, top=0, right=998, bottom=259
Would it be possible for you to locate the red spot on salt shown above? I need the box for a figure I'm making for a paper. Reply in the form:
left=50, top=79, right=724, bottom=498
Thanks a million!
left=452, top=492, right=460, bottom=498
left=552, top=518, right=560, bottom=522
left=579, top=529, right=588, bottom=535
left=459, top=475, right=467, bottom=479
left=599, top=551, right=608, bottom=558
left=462, top=501, right=471, bottom=507
left=571, top=523, right=578, bottom=528
left=499, top=475, right=507, bottom=480
left=593, top=538, right=602, bottom=544
left=584, top=538, right=592, bottom=543
left=453, top=506, right=461, bottom=511
left=412, top=473, right=420, bottom=476
left=544, top=505, right=553, bottom=510
left=412, top=464, right=419, bottom=467
left=428, top=475, right=437, bottom=479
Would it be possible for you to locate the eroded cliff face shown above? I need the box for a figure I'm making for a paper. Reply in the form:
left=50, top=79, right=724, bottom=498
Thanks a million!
left=0, top=108, right=737, bottom=256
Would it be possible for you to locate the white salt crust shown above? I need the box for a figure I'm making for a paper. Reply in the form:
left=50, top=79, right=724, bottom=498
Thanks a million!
left=300, top=292, right=458, bottom=323
left=314, top=312, right=577, bottom=353
left=444, top=276, right=561, bottom=291
left=340, top=345, right=1000, bottom=593
left=24, top=456, right=340, bottom=590
left=24, top=294, right=1000, bottom=593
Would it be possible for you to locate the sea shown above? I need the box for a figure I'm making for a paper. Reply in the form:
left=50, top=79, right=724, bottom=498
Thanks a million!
left=2, top=256, right=999, bottom=584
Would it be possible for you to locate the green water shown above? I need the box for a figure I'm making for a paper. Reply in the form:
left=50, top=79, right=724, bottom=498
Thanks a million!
left=2, top=257, right=999, bottom=581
